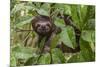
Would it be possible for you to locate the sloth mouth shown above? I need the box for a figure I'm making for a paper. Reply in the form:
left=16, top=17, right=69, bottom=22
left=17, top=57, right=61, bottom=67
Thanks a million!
left=37, top=28, right=50, bottom=35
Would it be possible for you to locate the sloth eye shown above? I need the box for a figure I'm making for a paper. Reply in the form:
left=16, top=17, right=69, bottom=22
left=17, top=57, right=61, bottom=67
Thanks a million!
left=36, top=24, right=40, bottom=27
left=46, top=24, right=50, bottom=27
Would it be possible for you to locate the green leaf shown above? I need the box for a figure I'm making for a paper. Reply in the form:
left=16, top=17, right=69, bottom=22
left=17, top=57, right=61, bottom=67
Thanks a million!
left=38, top=53, right=51, bottom=64
left=24, top=54, right=39, bottom=65
left=70, top=5, right=80, bottom=28
left=89, top=42, right=95, bottom=52
left=55, top=18, right=65, bottom=27
left=80, top=40, right=95, bottom=61
left=80, top=5, right=88, bottom=21
left=11, top=3, right=25, bottom=15
left=15, top=16, right=33, bottom=27
left=63, top=5, right=71, bottom=15
left=11, top=3, right=35, bottom=16
left=81, top=6, right=95, bottom=30
left=35, top=3, right=50, bottom=16
left=37, top=37, right=46, bottom=55
left=66, top=26, right=76, bottom=47
left=51, top=48, right=66, bottom=63
left=81, top=30, right=95, bottom=42
left=85, top=19, right=95, bottom=30
left=59, top=27, right=74, bottom=48
left=67, top=40, right=95, bottom=63
left=37, top=9, right=49, bottom=16
left=67, top=53, right=85, bottom=63
left=38, top=37, right=46, bottom=48
left=12, top=45, right=36, bottom=59
left=50, top=35, right=60, bottom=49
left=41, top=3, right=50, bottom=11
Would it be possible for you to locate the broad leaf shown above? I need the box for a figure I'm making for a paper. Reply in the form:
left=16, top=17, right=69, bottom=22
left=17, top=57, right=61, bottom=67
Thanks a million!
left=12, top=45, right=36, bottom=59
left=51, top=48, right=66, bottom=63
left=38, top=53, right=51, bottom=64
left=81, top=30, right=95, bottom=42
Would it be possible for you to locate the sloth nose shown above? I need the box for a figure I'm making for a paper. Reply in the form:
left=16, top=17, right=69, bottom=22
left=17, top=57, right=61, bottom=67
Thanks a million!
left=41, top=26, right=45, bottom=29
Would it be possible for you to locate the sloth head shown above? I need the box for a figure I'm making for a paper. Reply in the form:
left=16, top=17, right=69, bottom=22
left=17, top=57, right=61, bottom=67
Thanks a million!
left=35, top=21, right=52, bottom=35
left=32, top=15, right=54, bottom=36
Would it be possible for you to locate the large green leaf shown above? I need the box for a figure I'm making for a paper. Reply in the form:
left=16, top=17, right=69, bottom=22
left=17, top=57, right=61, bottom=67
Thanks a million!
left=38, top=53, right=51, bottom=64
left=59, top=27, right=74, bottom=48
left=51, top=48, right=66, bottom=63
left=12, top=45, right=36, bottom=59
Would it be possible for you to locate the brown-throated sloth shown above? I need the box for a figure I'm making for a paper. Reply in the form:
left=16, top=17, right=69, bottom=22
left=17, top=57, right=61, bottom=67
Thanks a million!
left=31, top=15, right=81, bottom=53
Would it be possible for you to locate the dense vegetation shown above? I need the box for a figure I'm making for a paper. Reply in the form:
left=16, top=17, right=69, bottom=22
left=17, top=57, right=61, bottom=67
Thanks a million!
left=10, top=0, right=95, bottom=66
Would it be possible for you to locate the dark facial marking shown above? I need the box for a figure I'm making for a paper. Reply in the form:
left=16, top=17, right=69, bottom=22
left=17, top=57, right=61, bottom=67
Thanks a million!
left=35, top=21, right=52, bottom=35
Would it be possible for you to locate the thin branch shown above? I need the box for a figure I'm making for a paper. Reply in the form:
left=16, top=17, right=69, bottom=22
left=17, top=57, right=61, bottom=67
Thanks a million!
left=15, top=28, right=34, bottom=32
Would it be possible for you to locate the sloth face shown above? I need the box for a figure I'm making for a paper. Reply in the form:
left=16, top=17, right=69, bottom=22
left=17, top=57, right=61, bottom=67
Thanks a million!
left=35, top=21, right=52, bottom=35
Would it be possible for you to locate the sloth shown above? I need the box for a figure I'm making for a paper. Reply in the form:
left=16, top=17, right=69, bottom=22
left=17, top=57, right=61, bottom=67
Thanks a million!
left=31, top=15, right=81, bottom=53
left=24, top=15, right=81, bottom=65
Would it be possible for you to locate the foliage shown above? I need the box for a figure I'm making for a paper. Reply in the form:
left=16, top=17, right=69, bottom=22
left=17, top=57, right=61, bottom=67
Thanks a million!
left=10, top=0, right=95, bottom=66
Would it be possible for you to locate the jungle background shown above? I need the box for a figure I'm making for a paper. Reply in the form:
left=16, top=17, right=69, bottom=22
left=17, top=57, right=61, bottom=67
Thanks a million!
left=10, top=0, right=95, bottom=66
